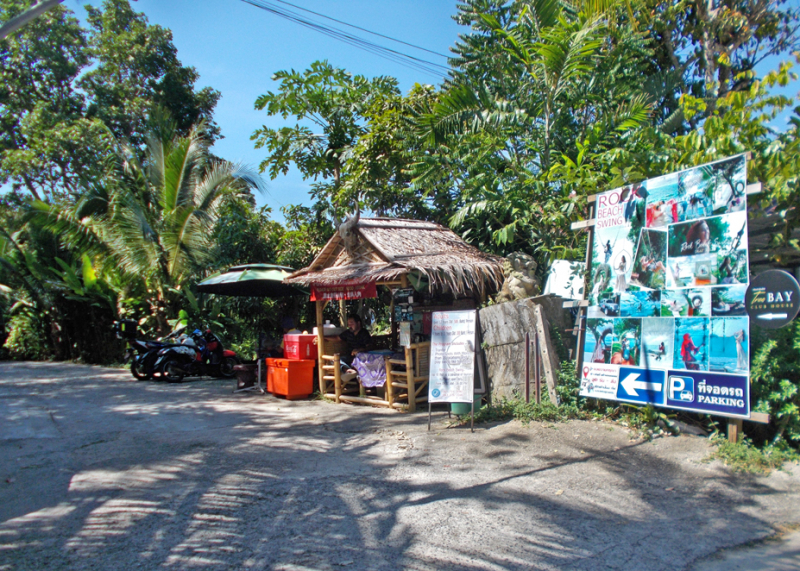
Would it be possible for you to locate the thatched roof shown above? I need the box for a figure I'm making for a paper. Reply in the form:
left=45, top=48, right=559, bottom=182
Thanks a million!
left=284, top=218, right=505, bottom=297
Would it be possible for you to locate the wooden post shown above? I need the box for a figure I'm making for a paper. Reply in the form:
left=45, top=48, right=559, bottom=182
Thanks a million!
left=390, top=292, right=397, bottom=348
left=405, top=346, right=416, bottom=412
left=728, top=418, right=743, bottom=443
left=316, top=300, right=325, bottom=394
left=339, top=299, right=346, bottom=325
left=333, top=354, right=342, bottom=403
left=524, top=331, right=530, bottom=403
left=575, top=200, right=596, bottom=377
left=534, top=331, right=541, bottom=405
left=533, top=305, right=559, bottom=404
left=386, top=359, right=394, bottom=407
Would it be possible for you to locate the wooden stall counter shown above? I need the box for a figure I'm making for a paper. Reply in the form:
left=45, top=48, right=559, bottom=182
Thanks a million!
left=319, top=341, right=430, bottom=411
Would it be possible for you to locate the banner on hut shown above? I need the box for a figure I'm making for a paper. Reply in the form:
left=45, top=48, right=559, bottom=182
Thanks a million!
left=580, top=154, right=751, bottom=419
left=310, top=280, right=377, bottom=302
left=428, top=310, right=477, bottom=404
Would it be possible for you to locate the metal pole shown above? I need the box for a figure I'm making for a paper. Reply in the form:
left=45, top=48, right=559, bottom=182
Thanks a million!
left=524, top=331, right=530, bottom=403
left=470, top=396, right=474, bottom=433
left=0, top=0, right=63, bottom=40
left=575, top=200, right=596, bottom=376
left=427, top=402, right=432, bottom=431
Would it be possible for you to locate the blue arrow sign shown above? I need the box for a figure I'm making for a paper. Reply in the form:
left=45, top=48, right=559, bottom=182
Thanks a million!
left=615, top=367, right=666, bottom=405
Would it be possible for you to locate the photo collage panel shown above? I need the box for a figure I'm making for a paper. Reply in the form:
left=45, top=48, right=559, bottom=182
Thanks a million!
left=583, top=155, right=751, bottom=402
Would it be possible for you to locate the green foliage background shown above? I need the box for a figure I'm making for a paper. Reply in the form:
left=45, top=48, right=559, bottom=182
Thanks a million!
left=1, top=0, right=800, bottom=449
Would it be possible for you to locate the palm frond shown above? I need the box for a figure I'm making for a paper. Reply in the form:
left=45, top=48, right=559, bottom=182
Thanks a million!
left=520, top=0, right=564, bottom=33
left=161, top=135, right=194, bottom=212
left=536, top=18, right=603, bottom=100
left=415, top=83, right=527, bottom=146
left=611, top=93, right=653, bottom=132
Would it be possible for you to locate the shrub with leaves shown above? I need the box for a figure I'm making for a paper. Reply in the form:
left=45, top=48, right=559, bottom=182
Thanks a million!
left=3, top=310, right=49, bottom=360
left=706, top=436, right=800, bottom=474
left=470, top=396, right=586, bottom=425
left=750, top=321, right=800, bottom=446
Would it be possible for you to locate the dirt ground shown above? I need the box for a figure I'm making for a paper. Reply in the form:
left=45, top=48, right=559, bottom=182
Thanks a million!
left=1, top=362, right=799, bottom=571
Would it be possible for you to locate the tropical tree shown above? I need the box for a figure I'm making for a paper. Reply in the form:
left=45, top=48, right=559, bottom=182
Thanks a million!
left=252, top=60, right=400, bottom=209
left=640, top=0, right=800, bottom=124
left=0, top=0, right=97, bottom=201
left=33, top=112, right=262, bottom=332
left=0, top=0, right=221, bottom=202
left=343, top=83, right=442, bottom=218
left=410, top=0, right=653, bottom=264
left=0, top=208, right=122, bottom=362
left=79, top=0, right=221, bottom=144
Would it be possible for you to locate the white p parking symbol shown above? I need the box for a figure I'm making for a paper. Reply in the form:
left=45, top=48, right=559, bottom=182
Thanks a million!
left=669, top=376, right=686, bottom=400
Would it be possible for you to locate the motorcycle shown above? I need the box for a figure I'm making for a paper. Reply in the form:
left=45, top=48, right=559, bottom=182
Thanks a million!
left=114, top=320, right=187, bottom=381
left=154, top=328, right=239, bottom=383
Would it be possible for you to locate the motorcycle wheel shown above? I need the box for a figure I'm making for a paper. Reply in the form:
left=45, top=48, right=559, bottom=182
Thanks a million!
left=219, top=356, right=238, bottom=378
left=161, top=359, right=186, bottom=383
left=131, top=357, right=152, bottom=381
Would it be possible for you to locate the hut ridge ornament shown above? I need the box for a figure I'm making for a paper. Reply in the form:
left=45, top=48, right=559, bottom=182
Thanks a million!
left=338, top=208, right=361, bottom=258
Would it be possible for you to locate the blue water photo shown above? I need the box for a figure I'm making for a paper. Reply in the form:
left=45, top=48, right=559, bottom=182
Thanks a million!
left=621, top=291, right=661, bottom=317
left=584, top=318, right=615, bottom=364
left=709, top=317, right=749, bottom=373
left=711, top=284, right=748, bottom=316
left=641, top=317, right=674, bottom=370
left=673, top=317, right=709, bottom=371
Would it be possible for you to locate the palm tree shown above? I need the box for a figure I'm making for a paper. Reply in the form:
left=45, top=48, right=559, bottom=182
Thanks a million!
left=34, top=110, right=263, bottom=331
left=411, top=1, right=653, bottom=262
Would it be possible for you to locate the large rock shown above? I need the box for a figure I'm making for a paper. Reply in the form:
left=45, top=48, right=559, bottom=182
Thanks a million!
left=479, top=295, right=571, bottom=401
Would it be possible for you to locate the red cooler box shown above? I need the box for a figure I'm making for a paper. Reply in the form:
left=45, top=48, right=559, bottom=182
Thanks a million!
left=283, top=334, right=318, bottom=360
left=266, top=358, right=315, bottom=400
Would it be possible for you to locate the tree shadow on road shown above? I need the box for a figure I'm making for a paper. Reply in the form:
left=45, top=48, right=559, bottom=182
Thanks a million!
left=0, top=362, right=795, bottom=570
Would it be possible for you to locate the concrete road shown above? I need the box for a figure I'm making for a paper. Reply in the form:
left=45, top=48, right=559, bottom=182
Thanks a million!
left=694, top=527, right=800, bottom=571
left=1, top=362, right=798, bottom=570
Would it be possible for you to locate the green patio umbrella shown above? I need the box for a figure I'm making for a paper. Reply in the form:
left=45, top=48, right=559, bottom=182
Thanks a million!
left=196, top=264, right=304, bottom=297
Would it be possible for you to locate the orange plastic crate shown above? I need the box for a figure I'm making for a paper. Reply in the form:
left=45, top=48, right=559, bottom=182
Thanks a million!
left=265, top=358, right=315, bottom=400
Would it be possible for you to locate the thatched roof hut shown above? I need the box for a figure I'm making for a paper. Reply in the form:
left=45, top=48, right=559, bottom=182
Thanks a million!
left=284, top=217, right=505, bottom=297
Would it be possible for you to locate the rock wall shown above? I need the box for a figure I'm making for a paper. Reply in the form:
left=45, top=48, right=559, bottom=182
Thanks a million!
left=478, top=295, right=572, bottom=401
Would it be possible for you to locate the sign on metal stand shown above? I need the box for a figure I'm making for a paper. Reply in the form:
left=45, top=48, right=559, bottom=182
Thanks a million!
left=428, top=310, right=478, bottom=432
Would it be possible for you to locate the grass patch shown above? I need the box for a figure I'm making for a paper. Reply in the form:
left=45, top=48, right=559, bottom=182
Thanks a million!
left=615, top=404, right=680, bottom=440
left=706, top=438, right=800, bottom=474
left=458, top=397, right=587, bottom=426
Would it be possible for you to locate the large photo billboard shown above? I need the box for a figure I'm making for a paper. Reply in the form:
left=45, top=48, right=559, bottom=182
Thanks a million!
left=580, top=155, right=751, bottom=418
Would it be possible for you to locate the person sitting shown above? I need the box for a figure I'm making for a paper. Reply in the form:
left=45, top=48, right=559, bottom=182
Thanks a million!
left=338, top=314, right=371, bottom=365
left=327, top=314, right=371, bottom=382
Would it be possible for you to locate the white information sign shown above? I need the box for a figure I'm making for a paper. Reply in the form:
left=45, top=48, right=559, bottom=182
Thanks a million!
left=428, top=310, right=476, bottom=404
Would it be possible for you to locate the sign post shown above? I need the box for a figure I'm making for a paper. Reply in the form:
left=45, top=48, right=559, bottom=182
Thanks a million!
left=574, top=154, right=763, bottom=438
left=428, top=310, right=478, bottom=432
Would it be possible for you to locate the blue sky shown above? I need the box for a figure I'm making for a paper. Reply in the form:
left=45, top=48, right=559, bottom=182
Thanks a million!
left=71, top=0, right=463, bottom=221
left=37, top=1, right=800, bottom=222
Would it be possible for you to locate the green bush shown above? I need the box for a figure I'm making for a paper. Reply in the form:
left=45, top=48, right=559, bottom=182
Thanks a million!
left=749, top=321, right=800, bottom=447
left=472, top=397, right=587, bottom=425
left=470, top=361, right=587, bottom=425
left=555, top=359, right=581, bottom=408
left=706, top=437, right=800, bottom=473
left=3, top=312, right=50, bottom=361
